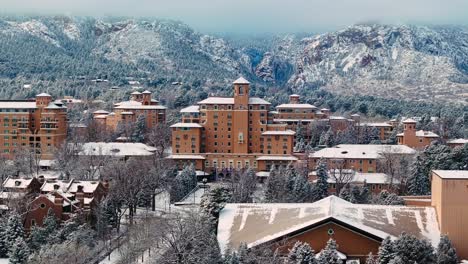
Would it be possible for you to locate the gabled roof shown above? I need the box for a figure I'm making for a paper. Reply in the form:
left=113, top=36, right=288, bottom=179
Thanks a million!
left=233, top=77, right=250, bottom=84
left=93, top=110, right=109, bottom=114
left=142, top=90, right=151, bottom=94
left=36, top=93, right=51, bottom=97
left=41, top=179, right=101, bottom=194
left=217, top=196, right=440, bottom=253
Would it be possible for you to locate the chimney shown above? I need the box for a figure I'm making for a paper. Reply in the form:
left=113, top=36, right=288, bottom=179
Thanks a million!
left=38, top=175, right=45, bottom=184
left=76, top=185, right=85, bottom=208
left=53, top=184, right=60, bottom=190
left=53, top=193, right=63, bottom=217
left=142, top=91, right=152, bottom=105
left=351, top=114, right=361, bottom=123
left=431, top=170, right=468, bottom=259
left=289, top=94, right=300, bottom=104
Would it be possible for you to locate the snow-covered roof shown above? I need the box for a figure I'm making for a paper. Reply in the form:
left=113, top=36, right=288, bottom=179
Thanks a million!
left=39, top=160, right=56, bottom=167
left=359, top=122, right=392, bottom=127
left=329, top=116, right=348, bottom=120
left=41, top=179, right=101, bottom=194
left=45, top=103, right=65, bottom=109
left=256, top=155, right=298, bottom=161
left=314, top=172, right=399, bottom=184
left=36, top=93, right=51, bottom=97
left=93, top=110, right=109, bottom=114
left=94, top=115, right=107, bottom=119
left=131, top=91, right=142, bottom=95
left=249, top=97, right=271, bottom=105
left=403, top=118, right=417, bottom=123
left=142, top=90, right=151, bottom=94
left=168, top=154, right=206, bottom=160
left=120, top=112, right=134, bottom=115
left=262, top=130, right=295, bottom=136
left=433, top=170, right=468, bottom=179
left=447, top=138, right=468, bottom=144
left=180, top=105, right=200, bottom=113
left=197, top=97, right=271, bottom=105
left=233, top=77, right=250, bottom=84
left=276, top=104, right=317, bottom=109
left=217, top=196, right=440, bottom=253
left=0, top=101, right=37, bottom=109
left=310, top=144, right=416, bottom=159
left=3, top=178, right=35, bottom=189
left=114, top=101, right=166, bottom=110
left=74, top=142, right=157, bottom=157
left=396, top=130, right=439, bottom=138
left=273, top=119, right=317, bottom=123
left=170, top=123, right=203, bottom=128
left=290, top=94, right=300, bottom=97
left=255, top=171, right=270, bottom=177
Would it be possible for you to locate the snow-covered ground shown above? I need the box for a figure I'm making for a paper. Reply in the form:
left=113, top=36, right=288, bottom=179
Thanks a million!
left=0, top=258, right=8, bottom=264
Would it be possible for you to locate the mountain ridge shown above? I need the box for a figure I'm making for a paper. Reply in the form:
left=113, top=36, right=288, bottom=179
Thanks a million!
left=0, top=16, right=467, bottom=104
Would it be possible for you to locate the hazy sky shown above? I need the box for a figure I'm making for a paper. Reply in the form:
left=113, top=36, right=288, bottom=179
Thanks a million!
left=2, top=0, right=468, bottom=33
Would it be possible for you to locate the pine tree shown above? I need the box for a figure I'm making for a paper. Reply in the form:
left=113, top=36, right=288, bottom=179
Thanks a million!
left=5, top=214, right=24, bottom=248
left=392, top=232, right=436, bottom=264
left=8, top=237, right=30, bottom=264
left=407, top=155, right=430, bottom=195
left=377, top=237, right=395, bottom=264
left=264, top=165, right=286, bottom=203
left=436, top=235, right=458, bottom=264
left=387, top=256, right=404, bottom=264
left=338, top=186, right=352, bottom=202
left=317, top=239, right=342, bottom=264
left=320, top=128, right=335, bottom=147
left=131, top=114, right=146, bottom=142
left=311, top=158, right=328, bottom=201
left=287, top=241, right=317, bottom=264
left=0, top=220, right=7, bottom=258
left=200, top=186, right=232, bottom=224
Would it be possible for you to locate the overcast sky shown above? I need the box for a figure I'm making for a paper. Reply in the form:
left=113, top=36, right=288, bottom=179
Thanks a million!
left=2, top=0, right=468, bottom=33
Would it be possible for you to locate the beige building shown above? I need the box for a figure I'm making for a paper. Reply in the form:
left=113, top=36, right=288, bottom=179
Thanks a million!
left=396, top=118, right=439, bottom=149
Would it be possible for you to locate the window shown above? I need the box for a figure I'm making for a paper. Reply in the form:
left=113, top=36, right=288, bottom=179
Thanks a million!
left=239, top=86, right=244, bottom=95
left=205, top=160, right=210, bottom=167
left=31, top=219, right=36, bottom=226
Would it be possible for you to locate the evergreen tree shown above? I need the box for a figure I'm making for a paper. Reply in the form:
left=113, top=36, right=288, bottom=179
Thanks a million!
left=8, top=237, right=30, bottom=264
left=338, top=186, right=352, bottom=202
left=317, top=239, right=342, bottom=264
left=311, top=158, right=329, bottom=201
left=170, top=164, right=198, bottom=202
left=375, top=191, right=404, bottom=205
left=387, top=256, right=404, bottom=264
left=392, top=232, right=436, bottom=264
left=287, top=241, right=317, bottom=264
left=320, top=128, right=335, bottom=147
left=377, top=237, right=395, bottom=264
left=264, top=165, right=286, bottom=203
left=5, top=214, right=24, bottom=248
left=200, top=186, right=232, bottom=224
left=407, top=155, right=431, bottom=195
left=436, top=235, right=458, bottom=264
left=131, top=114, right=146, bottom=142
left=0, top=220, right=7, bottom=258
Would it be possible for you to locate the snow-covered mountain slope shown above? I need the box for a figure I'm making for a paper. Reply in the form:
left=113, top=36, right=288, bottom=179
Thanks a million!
left=0, top=16, right=468, bottom=103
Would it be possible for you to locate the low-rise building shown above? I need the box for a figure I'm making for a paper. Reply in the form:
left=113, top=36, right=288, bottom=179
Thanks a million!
left=309, top=144, right=416, bottom=173
left=217, top=170, right=468, bottom=261
left=93, top=90, right=166, bottom=132
left=447, top=138, right=468, bottom=148
left=396, top=118, right=439, bottom=149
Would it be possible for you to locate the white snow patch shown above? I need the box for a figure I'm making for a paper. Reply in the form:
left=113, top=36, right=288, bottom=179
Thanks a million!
left=386, top=209, right=395, bottom=225
left=392, top=48, right=398, bottom=60
left=239, top=208, right=250, bottom=231
left=268, top=207, right=278, bottom=224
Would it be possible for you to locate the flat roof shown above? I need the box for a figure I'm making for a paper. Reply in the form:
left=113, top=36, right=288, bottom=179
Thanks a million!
left=170, top=123, right=203, bottom=128
left=168, top=154, right=206, bottom=160
left=257, top=155, right=298, bottom=161
left=310, top=144, right=416, bottom=159
left=262, top=130, right=295, bottom=136
left=180, top=105, right=200, bottom=113
left=433, top=170, right=468, bottom=179
left=197, top=97, right=271, bottom=105
left=276, top=103, right=317, bottom=109
left=447, top=138, right=468, bottom=144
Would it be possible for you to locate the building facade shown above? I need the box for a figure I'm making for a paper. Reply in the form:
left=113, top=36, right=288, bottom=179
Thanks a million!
left=170, top=78, right=297, bottom=177
left=0, top=93, right=67, bottom=159
left=396, top=118, right=439, bottom=149
left=93, top=90, right=166, bottom=132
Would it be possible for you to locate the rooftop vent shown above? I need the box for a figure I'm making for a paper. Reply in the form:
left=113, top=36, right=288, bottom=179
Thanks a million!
left=341, top=151, right=348, bottom=154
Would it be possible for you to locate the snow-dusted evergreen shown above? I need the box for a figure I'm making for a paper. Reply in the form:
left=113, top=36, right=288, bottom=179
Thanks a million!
left=436, top=235, right=458, bottom=264
left=311, top=158, right=329, bottom=201
left=287, top=241, right=317, bottom=264
left=317, top=239, right=343, bottom=264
